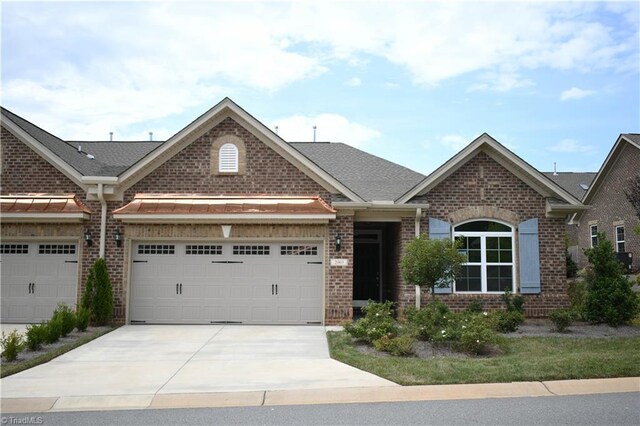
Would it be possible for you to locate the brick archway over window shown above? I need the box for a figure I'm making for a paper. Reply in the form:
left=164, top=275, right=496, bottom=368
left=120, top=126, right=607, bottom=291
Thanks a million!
left=210, top=134, right=246, bottom=175
left=448, top=206, right=520, bottom=227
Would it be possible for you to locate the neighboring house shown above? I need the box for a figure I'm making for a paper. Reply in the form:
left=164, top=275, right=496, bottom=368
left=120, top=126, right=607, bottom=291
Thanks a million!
left=543, top=171, right=597, bottom=260
left=0, top=98, right=586, bottom=325
left=571, top=134, right=640, bottom=272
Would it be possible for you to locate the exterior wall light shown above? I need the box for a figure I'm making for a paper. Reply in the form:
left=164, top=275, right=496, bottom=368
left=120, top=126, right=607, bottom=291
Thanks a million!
left=84, top=230, right=93, bottom=246
left=114, top=230, right=123, bottom=247
left=335, top=233, right=342, bottom=252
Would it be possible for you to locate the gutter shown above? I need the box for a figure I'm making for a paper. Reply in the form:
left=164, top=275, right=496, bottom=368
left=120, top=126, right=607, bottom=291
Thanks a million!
left=415, top=207, right=423, bottom=308
left=332, top=201, right=430, bottom=211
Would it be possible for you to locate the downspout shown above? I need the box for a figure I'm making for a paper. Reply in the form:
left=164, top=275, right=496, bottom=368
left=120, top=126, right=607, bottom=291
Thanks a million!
left=415, top=208, right=422, bottom=309
left=97, top=183, right=107, bottom=258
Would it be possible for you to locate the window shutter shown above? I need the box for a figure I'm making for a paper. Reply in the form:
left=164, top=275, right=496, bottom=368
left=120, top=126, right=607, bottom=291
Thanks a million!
left=429, top=217, right=453, bottom=294
left=518, top=218, right=541, bottom=294
left=219, top=143, right=239, bottom=173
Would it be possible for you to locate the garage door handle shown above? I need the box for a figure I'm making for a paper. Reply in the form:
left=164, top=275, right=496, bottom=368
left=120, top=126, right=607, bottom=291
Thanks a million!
left=275, top=284, right=278, bottom=295
left=271, top=284, right=274, bottom=295
left=307, top=261, right=323, bottom=264
left=65, top=260, right=78, bottom=264
left=176, top=283, right=179, bottom=294
left=133, top=260, right=148, bottom=263
left=180, top=283, right=182, bottom=294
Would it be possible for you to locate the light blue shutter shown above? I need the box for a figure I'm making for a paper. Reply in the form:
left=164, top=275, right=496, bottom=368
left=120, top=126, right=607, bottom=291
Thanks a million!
left=518, top=218, right=541, bottom=294
left=429, top=218, right=453, bottom=294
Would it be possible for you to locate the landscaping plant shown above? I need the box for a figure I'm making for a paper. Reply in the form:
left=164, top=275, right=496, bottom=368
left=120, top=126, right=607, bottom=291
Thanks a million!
left=25, top=323, right=48, bottom=351
left=583, top=233, right=639, bottom=326
left=567, top=279, right=588, bottom=321
left=400, top=234, right=466, bottom=300
left=344, top=300, right=397, bottom=343
left=44, top=315, right=63, bottom=344
left=549, top=308, right=574, bottom=333
left=53, top=303, right=76, bottom=337
left=82, top=257, right=114, bottom=326
left=75, top=306, right=91, bottom=332
left=1, top=330, right=24, bottom=362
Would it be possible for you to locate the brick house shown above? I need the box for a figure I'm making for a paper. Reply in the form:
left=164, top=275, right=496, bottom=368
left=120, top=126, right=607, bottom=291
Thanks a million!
left=0, top=98, right=586, bottom=324
left=570, top=134, right=640, bottom=271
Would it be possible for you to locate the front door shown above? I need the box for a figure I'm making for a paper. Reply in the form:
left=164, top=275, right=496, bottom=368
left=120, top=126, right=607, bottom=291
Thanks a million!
left=353, top=230, right=382, bottom=308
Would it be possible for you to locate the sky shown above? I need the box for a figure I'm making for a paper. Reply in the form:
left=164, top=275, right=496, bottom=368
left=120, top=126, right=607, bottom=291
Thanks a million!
left=1, top=1, right=638, bottom=176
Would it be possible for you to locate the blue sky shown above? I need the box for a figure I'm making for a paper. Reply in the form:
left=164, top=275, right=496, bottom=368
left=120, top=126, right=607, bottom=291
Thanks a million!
left=1, top=1, right=638, bottom=176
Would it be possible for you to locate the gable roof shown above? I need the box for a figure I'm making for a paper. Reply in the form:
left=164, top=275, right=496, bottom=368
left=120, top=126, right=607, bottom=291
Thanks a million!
left=397, top=133, right=585, bottom=212
left=578, top=133, right=640, bottom=217
left=542, top=172, right=597, bottom=200
left=290, top=142, right=425, bottom=202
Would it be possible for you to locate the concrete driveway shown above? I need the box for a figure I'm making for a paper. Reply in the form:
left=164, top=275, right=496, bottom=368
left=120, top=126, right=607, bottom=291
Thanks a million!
left=1, top=325, right=396, bottom=401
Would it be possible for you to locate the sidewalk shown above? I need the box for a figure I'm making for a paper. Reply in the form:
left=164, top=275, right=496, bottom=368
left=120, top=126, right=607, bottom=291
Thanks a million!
left=2, top=377, right=638, bottom=413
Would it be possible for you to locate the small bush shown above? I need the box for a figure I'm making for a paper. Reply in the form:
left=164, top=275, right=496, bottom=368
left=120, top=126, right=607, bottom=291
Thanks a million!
left=455, top=315, right=496, bottom=355
left=549, top=309, right=574, bottom=332
left=404, top=301, right=451, bottom=340
left=490, top=311, right=524, bottom=333
left=1, top=330, right=24, bottom=362
left=44, top=316, right=63, bottom=344
left=76, top=306, right=91, bottom=332
left=501, top=289, right=525, bottom=313
left=465, top=300, right=483, bottom=314
left=566, top=252, right=578, bottom=278
left=373, top=334, right=416, bottom=356
left=82, top=257, right=114, bottom=326
left=53, top=303, right=76, bottom=337
left=567, top=280, right=588, bottom=321
left=344, top=301, right=397, bottom=343
left=25, top=323, right=48, bottom=351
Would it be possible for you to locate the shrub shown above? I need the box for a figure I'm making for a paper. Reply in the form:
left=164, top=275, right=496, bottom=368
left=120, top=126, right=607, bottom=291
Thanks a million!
left=373, top=334, right=416, bottom=356
left=465, top=300, right=483, bottom=314
left=583, top=234, right=639, bottom=326
left=549, top=308, right=574, bottom=332
left=76, top=306, right=91, bottom=332
left=490, top=311, right=524, bottom=333
left=53, top=303, right=76, bottom=337
left=25, top=323, right=48, bottom=351
left=567, top=280, right=588, bottom=321
left=501, top=289, right=525, bottom=313
left=455, top=315, right=496, bottom=355
left=82, top=258, right=114, bottom=326
left=44, top=316, right=63, bottom=344
left=344, top=300, right=397, bottom=343
left=566, top=252, right=578, bottom=278
left=404, top=301, right=451, bottom=340
left=1, top=330, right=24, bottom=362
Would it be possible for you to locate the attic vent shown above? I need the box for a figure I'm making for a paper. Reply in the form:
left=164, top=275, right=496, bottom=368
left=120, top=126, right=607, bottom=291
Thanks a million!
left=219, top=143, right=239, bottom=173
left=580, top=184, right=589, bottom=190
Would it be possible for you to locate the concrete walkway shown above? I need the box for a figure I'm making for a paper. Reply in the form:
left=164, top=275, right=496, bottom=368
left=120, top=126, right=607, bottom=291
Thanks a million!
left=1, top=325, right=638, bottom=413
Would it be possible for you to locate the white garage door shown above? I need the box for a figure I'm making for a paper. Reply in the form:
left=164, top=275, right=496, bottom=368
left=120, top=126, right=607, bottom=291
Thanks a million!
left=1, top=243, right=79, bottom=323
left=130, top=242, right=324, bottom=325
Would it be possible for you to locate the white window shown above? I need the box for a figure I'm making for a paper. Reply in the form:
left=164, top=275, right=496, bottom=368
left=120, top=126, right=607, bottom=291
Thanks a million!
left=615, top=225, right=625, bottom=252
left=219, top=143, right=239, bottom=173
left=590, top=224, right=598, bottom=248
left=453, top=220, right=514, bottom=293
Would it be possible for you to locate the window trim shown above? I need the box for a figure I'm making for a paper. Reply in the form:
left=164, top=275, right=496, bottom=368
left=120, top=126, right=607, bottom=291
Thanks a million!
left=590, top=224, right=598, bottom=248
left=453, top=219, right=515, bottom=294
left=615, top=225, right=625, bottom=253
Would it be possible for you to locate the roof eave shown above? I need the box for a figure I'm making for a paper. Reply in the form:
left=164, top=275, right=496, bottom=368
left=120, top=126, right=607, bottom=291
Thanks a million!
left=113, top=213, right=336, bottom=224
left=0, top=213, right=90, bottom=222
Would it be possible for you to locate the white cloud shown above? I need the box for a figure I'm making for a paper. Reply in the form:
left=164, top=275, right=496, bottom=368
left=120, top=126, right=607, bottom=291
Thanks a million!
left=549, top=139, right=596, bottom=153
left=345, top=77, right=362, bottom=87
left=439, top=134, right=471, bottom=151
left=468, top=72, right=535, bottom=92
left=271, top=114, right=380, bottom=147
left=560, top=87, right=596, bottom=101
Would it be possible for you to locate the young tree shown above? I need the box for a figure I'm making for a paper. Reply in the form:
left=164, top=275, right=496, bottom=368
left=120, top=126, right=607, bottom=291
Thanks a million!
left=625, top=175, right=640, bottom=219
left=81, top=258, right=114, bottom=326
left=400, top=235, right=466, bottom=301
left=583, top=233, right=639, bottom=326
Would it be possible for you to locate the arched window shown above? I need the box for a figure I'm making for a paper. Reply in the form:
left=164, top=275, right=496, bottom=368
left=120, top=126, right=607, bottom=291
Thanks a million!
left=218, top=143, right=239, bottom=173
left=453, top=220, right=514, bottom=293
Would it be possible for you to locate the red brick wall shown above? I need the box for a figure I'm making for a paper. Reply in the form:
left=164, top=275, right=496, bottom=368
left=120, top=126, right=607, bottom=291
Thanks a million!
left=409, top=151, right=569, bottom=317
left=577, top=143, right=640, bottom=270
left=325, top=215, right=354, bottom=325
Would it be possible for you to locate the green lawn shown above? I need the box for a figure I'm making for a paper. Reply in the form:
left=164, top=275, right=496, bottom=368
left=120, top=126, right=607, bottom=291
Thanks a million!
left=1, top=327, right=116, bottom=378
left=327, top=331, right=640, bottom=385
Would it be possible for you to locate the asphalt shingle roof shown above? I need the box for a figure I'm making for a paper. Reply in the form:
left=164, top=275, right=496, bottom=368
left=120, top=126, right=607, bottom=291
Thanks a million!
left=290, top=142, right=425, bottom=201
left=66, top=141, right=162, bottom=176
left=623, top=133, right=640, bottom=144
left=542, top=172, right=597, bottom=201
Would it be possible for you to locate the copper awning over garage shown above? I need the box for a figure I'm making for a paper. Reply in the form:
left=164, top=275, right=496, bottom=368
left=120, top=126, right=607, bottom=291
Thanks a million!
left=0, top=194, right=91, bottom=222
left=113, top=194, right=337, bottom=223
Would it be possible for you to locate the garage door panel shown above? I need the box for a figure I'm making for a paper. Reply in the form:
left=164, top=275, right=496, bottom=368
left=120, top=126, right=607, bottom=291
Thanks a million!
left=130, top=241, right=323, bottom=325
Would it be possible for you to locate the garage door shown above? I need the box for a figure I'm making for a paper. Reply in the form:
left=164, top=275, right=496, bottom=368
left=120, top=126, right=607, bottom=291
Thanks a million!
left=130, top=242, right=323, bottom=325
left=1, top=243, right=78, bottom=323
